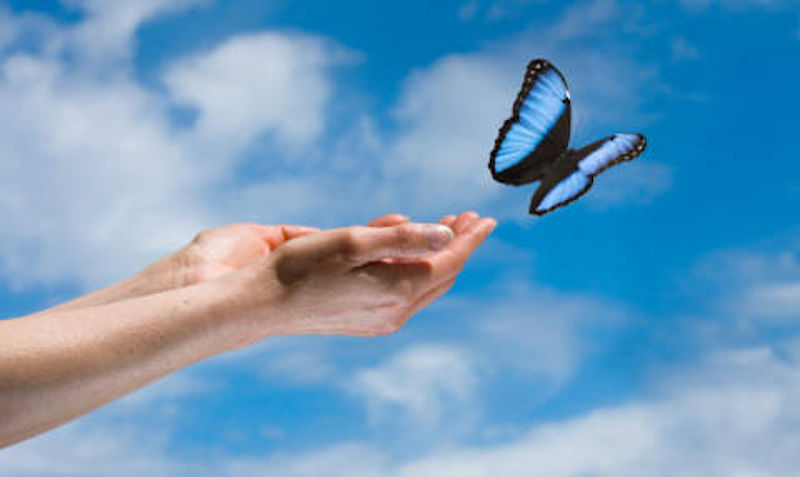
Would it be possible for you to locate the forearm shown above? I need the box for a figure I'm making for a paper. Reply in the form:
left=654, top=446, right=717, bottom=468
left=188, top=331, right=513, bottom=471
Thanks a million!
left=40, top=254, right=186, bottom=315
left=0, top=273, right=276, bottom=448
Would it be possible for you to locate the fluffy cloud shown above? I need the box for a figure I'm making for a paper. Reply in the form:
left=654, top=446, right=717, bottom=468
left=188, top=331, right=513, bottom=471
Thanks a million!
left=5, top=341, right=800, bottom=476
left=63, top=0, right=208, bottom=65
left=393, top=345, right=800, bottom=476
left=164, top=32, right=349, bottom=154
left=0, top=6, right=343, bottom=289
left=349, top=343, right=477, bottom=427
left=695, top=245, right=800, bottom=325
left=0, top=53, right=209, bottom=288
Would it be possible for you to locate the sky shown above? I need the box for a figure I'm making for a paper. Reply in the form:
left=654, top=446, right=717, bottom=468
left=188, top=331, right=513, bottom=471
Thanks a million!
left=0, top=0, right=799, bottom=474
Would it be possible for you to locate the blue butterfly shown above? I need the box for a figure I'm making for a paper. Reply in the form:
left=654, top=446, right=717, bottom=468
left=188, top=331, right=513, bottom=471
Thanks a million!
left=488, top=58, right=647, bottom=216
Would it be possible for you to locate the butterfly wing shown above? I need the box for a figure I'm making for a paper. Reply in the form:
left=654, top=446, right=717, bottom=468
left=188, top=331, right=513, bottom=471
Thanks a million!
left=576, top=133, right=647, bottom=176
left=529, top=167, right=593, bottom=216
left=528, top=133, right=647, bottom=216
left=489, top=59, right=572, bottom=186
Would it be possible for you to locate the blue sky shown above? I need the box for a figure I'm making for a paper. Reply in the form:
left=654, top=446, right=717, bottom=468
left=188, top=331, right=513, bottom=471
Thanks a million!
left=1, top=0, right=799, bottom=474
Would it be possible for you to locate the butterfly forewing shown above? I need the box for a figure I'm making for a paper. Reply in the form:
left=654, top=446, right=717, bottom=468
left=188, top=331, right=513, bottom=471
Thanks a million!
left=489, top=59, right=571, bottom=185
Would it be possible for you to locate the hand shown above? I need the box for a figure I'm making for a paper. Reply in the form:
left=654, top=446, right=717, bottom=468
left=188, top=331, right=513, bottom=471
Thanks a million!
left=233, top=212, right=496, bottom=338
left=140, top=214, right=410, bottom=291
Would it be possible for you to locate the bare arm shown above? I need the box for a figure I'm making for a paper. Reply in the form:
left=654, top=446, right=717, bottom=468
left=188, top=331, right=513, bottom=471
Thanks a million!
left=0, top=212, right=495, bottom=448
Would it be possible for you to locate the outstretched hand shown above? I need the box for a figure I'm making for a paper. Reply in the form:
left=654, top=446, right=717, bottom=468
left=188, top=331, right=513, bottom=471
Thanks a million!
left=141, top=214, right=412, bottom=290
left=229, top=211, right=496, bottom=338
left=0, top=211, right=494, bottom=447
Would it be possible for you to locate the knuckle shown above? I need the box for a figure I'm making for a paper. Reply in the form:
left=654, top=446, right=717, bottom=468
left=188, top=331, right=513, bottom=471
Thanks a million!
left=394, top=224, right=418, bottom=244
left=272, top=246, right=309, bottom=286
left=338, top=229, right=365, bottom=256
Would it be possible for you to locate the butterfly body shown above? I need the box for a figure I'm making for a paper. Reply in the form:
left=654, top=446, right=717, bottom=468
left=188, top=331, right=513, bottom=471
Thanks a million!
left=488, top=59, right=647, bottom=216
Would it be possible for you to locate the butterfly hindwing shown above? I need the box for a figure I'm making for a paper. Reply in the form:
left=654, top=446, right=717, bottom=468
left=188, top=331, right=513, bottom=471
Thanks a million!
left=528, top=133, right=647, bottom=215
left=576, top=133, right=647, bottom=176
left=529, top=168, right=593, bottom=216
left=489, top=59, right=571, bottom=185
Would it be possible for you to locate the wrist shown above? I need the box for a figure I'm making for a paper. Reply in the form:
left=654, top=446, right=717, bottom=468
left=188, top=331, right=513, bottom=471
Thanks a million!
left=208, top=260, right=290, bottom=349
left=136, top=249, right=194, bottom=294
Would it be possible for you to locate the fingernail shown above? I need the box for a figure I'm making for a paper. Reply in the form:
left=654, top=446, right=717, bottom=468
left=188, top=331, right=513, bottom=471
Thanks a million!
left=426, top=225, right=454, bottom=250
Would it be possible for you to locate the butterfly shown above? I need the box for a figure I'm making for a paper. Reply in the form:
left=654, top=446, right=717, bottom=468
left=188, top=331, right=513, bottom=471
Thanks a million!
left=488, top=58, right=647, bottom=216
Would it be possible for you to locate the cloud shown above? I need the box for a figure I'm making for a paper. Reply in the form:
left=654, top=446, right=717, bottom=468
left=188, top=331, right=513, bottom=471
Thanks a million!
left=63, top=0, right=209, bottom=65
left=0, top=9, right=344, bottom=289
left=383, top=54, right=511, bottom=215
left=164, top=32, right=351, bottom=155
left=349, top=343, right=478, bottom=427
left=736, top=282, right=800, bottom=322
left=694, top=245, right=800, bottom=325
left=6, top=341, right=800, bottom=476
left=0, top=53, right=210, bottom=288
left=393, top=346, right=800, bottom=476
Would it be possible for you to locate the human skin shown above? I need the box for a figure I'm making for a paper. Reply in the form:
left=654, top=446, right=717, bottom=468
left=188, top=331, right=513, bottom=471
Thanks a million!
left=0, top=211, right=495, bottom=448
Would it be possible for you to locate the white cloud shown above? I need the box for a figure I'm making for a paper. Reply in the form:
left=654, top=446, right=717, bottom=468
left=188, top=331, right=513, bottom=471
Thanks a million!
left=695, top=246, right=800, bottom=325
left=6, top=341, right=800, bottom=476
left=63, top=0, right=209, bottom=65
left=0, top=10, right=343, bottom=289
left=349, top=343, right=477, bottom=427
left=393, top=346, right=800, bottom=476
left=737, top=282, right=800, bottom=321
left=257, top=342, right=800, bottom=476
left=164, top=32, right=350, bottom=155
left=0, top=53, right=210, bottom=288
left=384, top=54, right=511, bottom=214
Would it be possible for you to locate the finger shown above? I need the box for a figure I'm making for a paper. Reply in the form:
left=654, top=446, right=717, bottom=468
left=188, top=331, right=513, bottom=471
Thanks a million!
left=440, top=215, right=457, bottom=229
left=358, top=217, right=494, bottom=297
left=369, top=214, right=410, bottom=227
left=427, top=217, right=496, bottom=283
left=453, top=211, right=480, bottom=234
